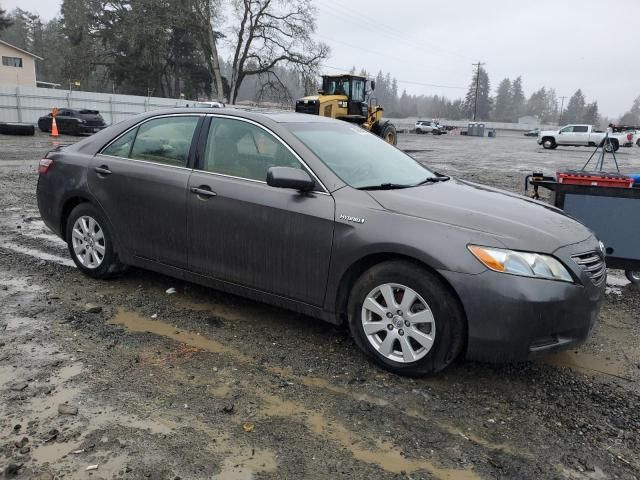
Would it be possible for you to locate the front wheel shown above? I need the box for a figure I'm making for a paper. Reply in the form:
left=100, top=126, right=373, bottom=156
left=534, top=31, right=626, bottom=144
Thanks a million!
left=626, top=270, right=640, bottom=286
left=66, top=203, right=124, bottom=279
left=378, top=122, right=397, bottom=145
left=347, top=261, right=465, bottom=376
left=542, top=138, right=557, bottom=149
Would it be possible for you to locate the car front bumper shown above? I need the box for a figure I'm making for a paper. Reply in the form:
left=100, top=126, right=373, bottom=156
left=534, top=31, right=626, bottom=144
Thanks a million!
left=439, top=239, right=605, bottom=362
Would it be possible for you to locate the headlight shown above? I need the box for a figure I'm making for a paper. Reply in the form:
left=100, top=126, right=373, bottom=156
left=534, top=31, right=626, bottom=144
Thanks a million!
left=468, top=245, right=573, bottom=282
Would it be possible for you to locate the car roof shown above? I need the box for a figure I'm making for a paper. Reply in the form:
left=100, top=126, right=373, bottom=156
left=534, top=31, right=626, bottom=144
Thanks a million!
left=148, top=107, right=337, bottom=124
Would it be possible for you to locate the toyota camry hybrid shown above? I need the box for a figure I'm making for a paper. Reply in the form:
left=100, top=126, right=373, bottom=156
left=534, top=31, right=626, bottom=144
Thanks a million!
left=36, top=108, right=606, bottom=376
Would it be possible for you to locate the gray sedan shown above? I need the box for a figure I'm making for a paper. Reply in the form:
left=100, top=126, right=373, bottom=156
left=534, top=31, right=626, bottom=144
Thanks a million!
left=36, top=108, right=605, bottom=376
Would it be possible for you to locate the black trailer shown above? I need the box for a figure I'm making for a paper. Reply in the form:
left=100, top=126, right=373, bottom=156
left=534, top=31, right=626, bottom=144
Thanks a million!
left=526, top=175, right=640, bottom=285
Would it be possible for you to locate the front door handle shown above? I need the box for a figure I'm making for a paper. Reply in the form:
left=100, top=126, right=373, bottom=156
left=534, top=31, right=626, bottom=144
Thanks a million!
left=94, top=165, right=112, bottom=176
left=191, top=186, right=217, bottom=198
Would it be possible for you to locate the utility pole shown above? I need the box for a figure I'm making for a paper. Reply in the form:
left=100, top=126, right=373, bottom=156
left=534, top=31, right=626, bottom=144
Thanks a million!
left=472, top=61, right=485, bottom=121
left=558, top=96, right=567, bottom=125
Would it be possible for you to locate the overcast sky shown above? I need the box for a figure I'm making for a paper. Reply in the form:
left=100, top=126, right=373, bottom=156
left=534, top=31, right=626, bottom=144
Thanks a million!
left=3, top=0, right=638, bottom=117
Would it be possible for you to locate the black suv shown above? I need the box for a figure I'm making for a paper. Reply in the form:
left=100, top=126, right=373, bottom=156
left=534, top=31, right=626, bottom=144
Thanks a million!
left=38, top=109, right=106, bottom=135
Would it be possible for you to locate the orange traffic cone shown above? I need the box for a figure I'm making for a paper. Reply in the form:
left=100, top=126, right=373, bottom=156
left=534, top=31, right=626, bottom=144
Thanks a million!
left=50, top=116, right=59, bottom=137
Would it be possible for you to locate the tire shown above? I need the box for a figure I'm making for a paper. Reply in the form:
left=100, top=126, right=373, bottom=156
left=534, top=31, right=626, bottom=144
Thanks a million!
left=0, top=122, right=35, bottom=136
left=65, top=203, right=124, bottom=279
left=347, top=260, right=465, bottom=376
left=625, top=270, right=640, bottom=286
left=636, top=139, right=640, bottom=147
left=602, top=140, right=619, bottom=152
left=416, top=128, right=423, bottom=135
left=378, top=122, right=397, bottom=145
left=542, top=137, right=556, bottom=149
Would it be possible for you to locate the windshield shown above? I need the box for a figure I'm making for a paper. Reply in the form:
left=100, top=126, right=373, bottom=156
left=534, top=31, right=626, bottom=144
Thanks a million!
left=323, top=78, right=350, bottom=96
left=288, top=122, right=434, bottom=188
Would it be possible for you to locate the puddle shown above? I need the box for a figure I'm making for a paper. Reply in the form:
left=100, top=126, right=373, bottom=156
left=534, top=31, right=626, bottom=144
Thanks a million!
left=544, top=350, right=626, bottom=377
left=0, top=240, right=75, bottom=267
left=108, top=309, right=251, bottom=363
left=176, top=297, right=299, bottom=325
left=31, top=439, right=81, bottom=464
left=56, top=363, right=83, bottom=383
left=259, top=393, right=480, bottom=480
left=210, top=384, right=232, bottom=397
left=213, top=448, right=277, bottom=480
left=109, top=309, right=520, bottom=463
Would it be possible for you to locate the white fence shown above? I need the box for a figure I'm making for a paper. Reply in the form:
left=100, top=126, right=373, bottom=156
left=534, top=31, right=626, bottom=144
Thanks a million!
left=0, top=86, right=559, bottom=133
left=0, top=86, right=194, bottom=125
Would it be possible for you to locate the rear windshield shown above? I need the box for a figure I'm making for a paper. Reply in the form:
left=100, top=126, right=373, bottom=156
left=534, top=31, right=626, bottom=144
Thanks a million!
left=288, top=122, right=433, bottom=188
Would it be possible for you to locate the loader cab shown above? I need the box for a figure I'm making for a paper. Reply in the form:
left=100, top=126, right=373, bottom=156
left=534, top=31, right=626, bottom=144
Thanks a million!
left=320, top=75, right=368, bottom=118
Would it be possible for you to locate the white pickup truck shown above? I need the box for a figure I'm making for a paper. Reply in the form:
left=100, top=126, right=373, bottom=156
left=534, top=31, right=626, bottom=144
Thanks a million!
left=537, top=124, right=623, bottom=152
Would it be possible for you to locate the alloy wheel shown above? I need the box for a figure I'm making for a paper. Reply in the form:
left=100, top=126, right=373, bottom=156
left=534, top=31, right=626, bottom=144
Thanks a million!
left=71, top=215, right=106, bottom=269
left=361, top=283, right=436, bottom=363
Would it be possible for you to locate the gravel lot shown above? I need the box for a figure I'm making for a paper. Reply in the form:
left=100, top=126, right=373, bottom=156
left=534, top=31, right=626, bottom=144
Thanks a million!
left=1, top=129, right=639, bottom=480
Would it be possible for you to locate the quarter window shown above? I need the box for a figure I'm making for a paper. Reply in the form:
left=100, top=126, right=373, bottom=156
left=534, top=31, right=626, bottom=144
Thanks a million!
left=102, top=128, right=137, bottom=158
left=202, top=118, right=303, bottom=182
left=2, top=56, right=22, bottom=67
left=129, top=116, right=199, bottom=167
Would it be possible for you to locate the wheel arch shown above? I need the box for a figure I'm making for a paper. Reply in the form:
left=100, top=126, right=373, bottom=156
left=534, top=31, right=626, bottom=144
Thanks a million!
left=59, top=194, right=120, bottom=253
left=333, top=252, right=468, bottom=333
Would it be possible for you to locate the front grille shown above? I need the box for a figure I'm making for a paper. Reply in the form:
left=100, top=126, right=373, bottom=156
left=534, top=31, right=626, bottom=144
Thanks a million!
left=295, top=100, right=319, bottom=115
left=571, top=251, right=606, bottom=285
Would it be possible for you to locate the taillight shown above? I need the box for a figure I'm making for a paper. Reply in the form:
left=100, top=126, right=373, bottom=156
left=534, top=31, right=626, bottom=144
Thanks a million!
left=627, top=133, right=633, bottom=141
left=38, top=158, right=53, bottom=174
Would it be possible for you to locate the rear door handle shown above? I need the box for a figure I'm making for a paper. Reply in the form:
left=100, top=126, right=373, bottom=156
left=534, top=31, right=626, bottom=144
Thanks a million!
left=94, top=165, right=112, bottom=176
left=190, top=186, right=217, bottom=198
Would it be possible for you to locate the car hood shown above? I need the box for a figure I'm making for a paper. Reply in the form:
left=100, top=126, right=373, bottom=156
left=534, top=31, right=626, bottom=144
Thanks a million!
left=539, top=130, right=558, bottom=136
left=366, top=179, right=594, bottom=253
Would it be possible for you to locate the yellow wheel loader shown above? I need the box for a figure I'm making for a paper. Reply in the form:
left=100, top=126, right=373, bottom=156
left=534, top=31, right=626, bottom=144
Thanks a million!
left=295, top=74, right=398, bottom=145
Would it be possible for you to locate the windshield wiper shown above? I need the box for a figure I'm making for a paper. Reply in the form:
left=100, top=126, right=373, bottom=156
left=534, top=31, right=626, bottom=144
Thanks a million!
left=357, top=183, right=412, bottom=190
left=415, top=175, right=450, bottom=186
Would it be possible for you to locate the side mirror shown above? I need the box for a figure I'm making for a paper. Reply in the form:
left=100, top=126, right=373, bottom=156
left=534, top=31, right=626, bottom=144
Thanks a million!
left=370, top=80, right=376, bottom=91
left=267, top=167, right=314, bottom=192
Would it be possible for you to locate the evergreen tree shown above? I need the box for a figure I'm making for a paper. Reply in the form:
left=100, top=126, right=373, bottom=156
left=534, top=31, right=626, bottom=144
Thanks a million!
left=493, top=78, right=512, bottom=122
left=619, top=96, right=640, bottom=125
left=510, top=76, right=526, bottom=120
left=583, top=102, right=599, bottom=126
left=564, top=89, right=586, bottom=123
left=463, top=66, right=492, bottom=120
left=0, top=7, right=12, bottom=31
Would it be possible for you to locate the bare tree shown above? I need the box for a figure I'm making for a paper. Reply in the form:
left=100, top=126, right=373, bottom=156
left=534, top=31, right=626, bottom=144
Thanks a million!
left=189, top=0, right=226, bottom=101
left=222, top=0, right=329, bottom=104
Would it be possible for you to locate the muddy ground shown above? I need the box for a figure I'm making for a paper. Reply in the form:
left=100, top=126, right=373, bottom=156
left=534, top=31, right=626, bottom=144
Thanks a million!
left=1, top=130, right=639, bottom=480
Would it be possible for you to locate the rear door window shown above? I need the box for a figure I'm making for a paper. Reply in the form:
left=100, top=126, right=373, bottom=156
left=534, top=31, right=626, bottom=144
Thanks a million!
left=573, top=126, right=589, bottom=133
left=129, top=116, right=199, bottom=167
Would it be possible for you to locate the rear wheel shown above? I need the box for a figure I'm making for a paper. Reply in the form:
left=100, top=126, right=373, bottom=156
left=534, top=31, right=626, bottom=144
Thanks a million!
left=347, top=261, right=465, bottom=376
left=625, top=270, right=640, bottom=286
left=602, top=140, right=619, bottom=152
left=66, top=203, right=124, bottom=279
